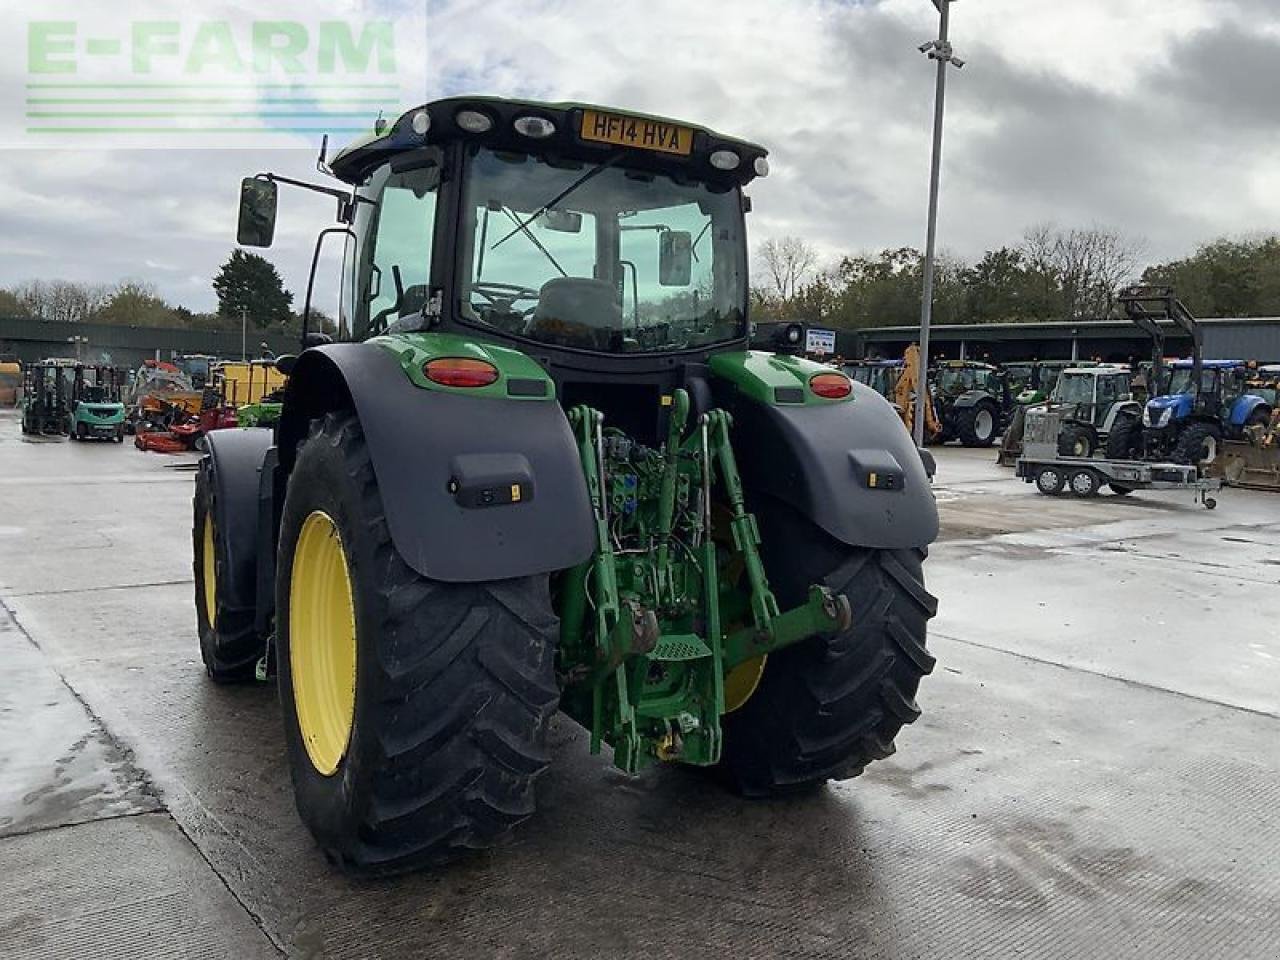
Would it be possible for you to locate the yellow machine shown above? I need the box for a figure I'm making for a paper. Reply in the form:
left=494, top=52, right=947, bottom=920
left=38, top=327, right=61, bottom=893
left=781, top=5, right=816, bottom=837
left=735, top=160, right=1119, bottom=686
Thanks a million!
left=895, top=344, right=941, bottom=442
left=0, top=360, right=21, bottom=406
left=215, top=360, right=287, bottom=407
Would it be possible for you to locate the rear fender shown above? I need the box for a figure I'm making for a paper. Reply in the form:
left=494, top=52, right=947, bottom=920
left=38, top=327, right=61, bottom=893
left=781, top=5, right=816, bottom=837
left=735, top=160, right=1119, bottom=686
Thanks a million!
left=951, top=390, right=993, bottom=410
left=202, top=428, right=275, bottom=621
left=721, top=380, right=940, bottom=550
left=1229, top=394, right=1267, bottom=427
left=278, top=343, right=594, bottom=583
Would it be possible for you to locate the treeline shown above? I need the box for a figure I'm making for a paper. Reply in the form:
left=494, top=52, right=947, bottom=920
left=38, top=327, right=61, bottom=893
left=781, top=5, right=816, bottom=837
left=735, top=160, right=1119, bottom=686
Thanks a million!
left=755, top=227, right=1280, bottom=328
left=0, top=250, right=329, bottom=334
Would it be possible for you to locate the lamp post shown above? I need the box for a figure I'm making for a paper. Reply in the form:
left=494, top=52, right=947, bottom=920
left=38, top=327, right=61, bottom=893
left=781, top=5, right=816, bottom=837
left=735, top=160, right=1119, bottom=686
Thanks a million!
left=913, top=0, right=964, bottom=447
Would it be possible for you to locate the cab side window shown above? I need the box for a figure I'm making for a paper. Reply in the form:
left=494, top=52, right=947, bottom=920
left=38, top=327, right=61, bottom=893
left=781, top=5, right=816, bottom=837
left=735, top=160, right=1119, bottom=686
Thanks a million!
left=356, top=153, right=442, bottom=340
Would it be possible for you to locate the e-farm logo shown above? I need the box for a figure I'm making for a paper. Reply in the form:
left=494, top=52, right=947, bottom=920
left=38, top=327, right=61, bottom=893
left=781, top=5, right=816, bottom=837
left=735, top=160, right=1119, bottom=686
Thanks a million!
left=19, top=18, right=404, bottom=146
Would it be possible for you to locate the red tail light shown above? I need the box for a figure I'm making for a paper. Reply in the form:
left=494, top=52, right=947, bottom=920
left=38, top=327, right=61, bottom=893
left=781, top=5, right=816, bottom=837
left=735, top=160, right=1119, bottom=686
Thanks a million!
left=809, top=372, right=852, bottom=399
left=424, top=358, right=499, bottom=388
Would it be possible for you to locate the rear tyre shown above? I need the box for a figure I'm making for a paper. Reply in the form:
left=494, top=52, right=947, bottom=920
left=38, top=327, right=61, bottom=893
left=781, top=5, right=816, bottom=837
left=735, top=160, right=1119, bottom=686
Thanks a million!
left=276, top=412, right=559, bottom=873
left=1057, top=423, right=1094, bottom=458
left=1035, top=466, right=1066, bottom=495
left=193, top=460, right=262, bottom=681
left=1068, top=468, right=1101, bottom=498
left=1172, top=423, right=1221, bottom=465
left=956, top=403, right=998, bottom=447
left=719, top=497, right=937, bottom=797
left=1105, top=416, right=1144, bottom=460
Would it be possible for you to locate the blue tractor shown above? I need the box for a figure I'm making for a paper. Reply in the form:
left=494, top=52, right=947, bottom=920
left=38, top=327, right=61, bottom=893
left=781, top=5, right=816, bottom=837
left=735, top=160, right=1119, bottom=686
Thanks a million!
left=1106, top=287, right=1272, bottom=464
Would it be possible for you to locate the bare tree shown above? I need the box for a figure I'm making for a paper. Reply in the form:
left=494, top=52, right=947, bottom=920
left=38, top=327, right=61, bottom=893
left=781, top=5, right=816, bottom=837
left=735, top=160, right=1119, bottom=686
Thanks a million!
left=13, top=279, right=110, bottom=323
left=1019, top=223, right=1145, bottom=320
left=759, top=236, right=819, bottom=301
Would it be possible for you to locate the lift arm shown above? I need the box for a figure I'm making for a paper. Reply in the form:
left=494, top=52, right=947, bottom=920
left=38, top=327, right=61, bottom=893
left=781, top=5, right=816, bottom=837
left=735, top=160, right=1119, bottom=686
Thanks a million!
left=1117, top=285, right=1202, bottom=399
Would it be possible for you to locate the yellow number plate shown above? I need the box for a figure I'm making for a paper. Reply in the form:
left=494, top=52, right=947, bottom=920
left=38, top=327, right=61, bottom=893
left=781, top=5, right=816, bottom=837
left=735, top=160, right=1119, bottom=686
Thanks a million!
left=580, top=110, right=693, bottom=156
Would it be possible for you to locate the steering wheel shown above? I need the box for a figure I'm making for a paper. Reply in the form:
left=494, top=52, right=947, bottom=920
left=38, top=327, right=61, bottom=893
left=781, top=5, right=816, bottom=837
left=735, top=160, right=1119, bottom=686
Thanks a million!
left=471, top=281, right=540, bottom=306
left=470, top=281, right=542, bottom=332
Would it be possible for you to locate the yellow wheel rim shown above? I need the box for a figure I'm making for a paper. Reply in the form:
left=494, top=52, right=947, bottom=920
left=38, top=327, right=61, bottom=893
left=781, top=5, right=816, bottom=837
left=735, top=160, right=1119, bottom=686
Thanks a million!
left=723, top=655, right=767, bottom=714
left=201, top=518, right=217, bottom=628
left=289, top=511, right=357, bottom=777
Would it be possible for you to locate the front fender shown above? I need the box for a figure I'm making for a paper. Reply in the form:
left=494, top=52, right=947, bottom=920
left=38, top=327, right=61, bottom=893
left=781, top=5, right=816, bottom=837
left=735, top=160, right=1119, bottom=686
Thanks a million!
left=279, top=343, right=594, bottom=583
left=724, top=381, right=940, bottom=550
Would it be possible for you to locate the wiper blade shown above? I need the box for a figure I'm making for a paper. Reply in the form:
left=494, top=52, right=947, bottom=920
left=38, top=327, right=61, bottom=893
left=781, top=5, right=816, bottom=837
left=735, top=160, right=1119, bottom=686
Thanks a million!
left=491, top=151, right=623, bottom=252
left=499, top=207, right=567, bottom=278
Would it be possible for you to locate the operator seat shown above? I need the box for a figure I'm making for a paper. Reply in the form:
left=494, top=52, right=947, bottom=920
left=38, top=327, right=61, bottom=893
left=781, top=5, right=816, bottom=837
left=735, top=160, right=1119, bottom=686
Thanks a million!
left=528, top=278, right=622, bottom=348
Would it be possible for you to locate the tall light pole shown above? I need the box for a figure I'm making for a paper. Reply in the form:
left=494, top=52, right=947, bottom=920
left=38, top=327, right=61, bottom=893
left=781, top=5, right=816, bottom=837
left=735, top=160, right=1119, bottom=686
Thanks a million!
left=913, top=0, right=964, bottom=447
left=240, top=307, right=248, bottom=362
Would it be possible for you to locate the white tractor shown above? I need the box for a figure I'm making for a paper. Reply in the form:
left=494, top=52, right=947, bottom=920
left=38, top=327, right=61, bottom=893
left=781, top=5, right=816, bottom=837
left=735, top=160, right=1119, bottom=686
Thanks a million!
left=1029, top=365, right=1142, bottom=459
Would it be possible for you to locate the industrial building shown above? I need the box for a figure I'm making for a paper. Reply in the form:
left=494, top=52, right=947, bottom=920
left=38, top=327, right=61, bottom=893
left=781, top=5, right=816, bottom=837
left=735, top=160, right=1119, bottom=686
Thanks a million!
left=851, top=316, right=1280, bottom=364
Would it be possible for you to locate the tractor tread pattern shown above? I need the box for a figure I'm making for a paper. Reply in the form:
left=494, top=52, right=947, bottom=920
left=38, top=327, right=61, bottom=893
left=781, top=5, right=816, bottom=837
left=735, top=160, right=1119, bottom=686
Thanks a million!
left=721, top=510, right=936, bottom=798
left=955, top=403, right=998, bottom=447
left=1171, top=422, right=1221, bottom=466
left=284, top=413, right=558, bottom=875
left=193, top=461, right=261, bottom=682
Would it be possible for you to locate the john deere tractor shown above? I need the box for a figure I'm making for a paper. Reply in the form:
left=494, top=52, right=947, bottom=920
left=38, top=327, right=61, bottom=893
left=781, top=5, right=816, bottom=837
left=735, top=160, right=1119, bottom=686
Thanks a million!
left=195, top=97, right=938, bottom=873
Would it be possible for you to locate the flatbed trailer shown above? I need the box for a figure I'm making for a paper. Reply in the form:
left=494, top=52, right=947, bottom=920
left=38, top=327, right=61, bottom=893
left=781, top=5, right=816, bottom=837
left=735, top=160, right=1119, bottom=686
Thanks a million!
left=1015, top=453, right=1221, bottom=508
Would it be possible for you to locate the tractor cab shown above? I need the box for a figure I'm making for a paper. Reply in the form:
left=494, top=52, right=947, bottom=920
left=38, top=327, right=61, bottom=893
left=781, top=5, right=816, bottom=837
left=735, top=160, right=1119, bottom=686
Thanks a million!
left=1050, top=366, right=1132, bottom=427
left=844, top=359, right=902, bottom=402
left=239, top=97, right=769, bottom=445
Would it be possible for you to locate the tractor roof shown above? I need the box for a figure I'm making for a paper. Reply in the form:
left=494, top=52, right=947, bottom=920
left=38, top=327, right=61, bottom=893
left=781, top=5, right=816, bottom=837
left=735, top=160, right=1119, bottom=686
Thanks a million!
left=1061, top=364, right=1130, bottom=376
left=1169, top=358, right=1246, bottom=369
left=329, top=96, right=769, bottom=188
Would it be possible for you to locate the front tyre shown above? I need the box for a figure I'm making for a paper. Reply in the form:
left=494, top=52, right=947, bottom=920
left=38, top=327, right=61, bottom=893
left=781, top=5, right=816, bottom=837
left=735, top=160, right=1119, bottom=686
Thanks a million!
left=1105, top=415, right=1143, bottom=460
left=720, top=498, right=937, bottom=796
left=1057, top=423, right=1094, bottom=458
left=276, top=412, right=559, bottom=873
left=1172, top=423, right=1221, bottom=465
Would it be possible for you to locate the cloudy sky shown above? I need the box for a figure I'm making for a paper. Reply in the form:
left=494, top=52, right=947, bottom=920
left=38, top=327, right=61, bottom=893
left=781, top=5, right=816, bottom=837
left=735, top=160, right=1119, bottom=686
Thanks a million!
left=0, top=0, right=1277, bottom=312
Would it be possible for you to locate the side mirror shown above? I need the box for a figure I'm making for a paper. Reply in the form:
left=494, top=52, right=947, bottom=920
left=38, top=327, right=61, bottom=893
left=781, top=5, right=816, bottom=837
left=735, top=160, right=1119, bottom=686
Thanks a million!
left=274, top=354, right=298, bottom=376
left=237, top=177, right=278, bottom=248
left=540, top=209, right=583, bottom=233
left=659, top=230, right=692, bottom=286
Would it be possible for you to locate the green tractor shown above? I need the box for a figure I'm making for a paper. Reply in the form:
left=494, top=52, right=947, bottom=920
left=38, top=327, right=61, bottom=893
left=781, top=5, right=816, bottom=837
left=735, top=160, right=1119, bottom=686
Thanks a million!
left=68, top=365, right=127, bottom=442
left=931, top=360, right=1012, bottom=446
left=20, top=359, right=76, bottom=436
left=196, top=97, right=939, bottom=873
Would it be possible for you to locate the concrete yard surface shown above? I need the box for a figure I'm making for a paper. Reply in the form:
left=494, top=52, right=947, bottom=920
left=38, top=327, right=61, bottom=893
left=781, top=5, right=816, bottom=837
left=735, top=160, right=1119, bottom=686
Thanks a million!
left=1, top=410, right=1278, bottom=959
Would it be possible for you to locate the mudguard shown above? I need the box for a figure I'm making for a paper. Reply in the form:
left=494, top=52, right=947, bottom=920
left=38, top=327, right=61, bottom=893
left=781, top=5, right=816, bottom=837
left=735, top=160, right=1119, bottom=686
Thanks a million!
left=950, top=390, right=994, bottom=409
left=278, top=343, right=594, bottom=583
left=1230, top=393, right=1269, bottom=427
left=203, top=428, right=275, bottom=620
left=724, top=381, right=940, bottom=550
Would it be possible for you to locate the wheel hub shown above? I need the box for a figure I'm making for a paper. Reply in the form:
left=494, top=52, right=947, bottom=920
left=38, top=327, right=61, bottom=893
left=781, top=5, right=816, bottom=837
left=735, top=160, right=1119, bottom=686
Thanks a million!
left=201, top=519, right=217, bottom=628
left=289, top=510, right=357, bottom=777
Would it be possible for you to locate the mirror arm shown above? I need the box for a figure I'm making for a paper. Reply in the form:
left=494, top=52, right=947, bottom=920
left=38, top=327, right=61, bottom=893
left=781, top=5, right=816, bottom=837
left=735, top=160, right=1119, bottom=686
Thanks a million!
left=255, top=172, right=372, bottom=224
